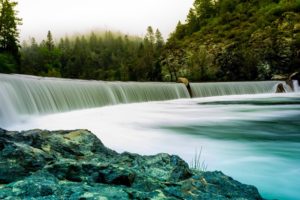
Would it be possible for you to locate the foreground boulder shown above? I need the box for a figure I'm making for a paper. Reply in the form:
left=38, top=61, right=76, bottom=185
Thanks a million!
left=0, top=128, right=263, bottom=199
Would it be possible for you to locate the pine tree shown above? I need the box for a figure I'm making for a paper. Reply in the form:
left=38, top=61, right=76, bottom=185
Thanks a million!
left=155, top=29, right=164, bottom=48
left=193, top=0, right=215, bottom=19
left=0, top=0, right=21, bottom=72
left=145, top=26, right=155, bottom=44
left=0, top=0, right=21, bottom=56
left=186, top=8, right=199, bottom=34
left=172, top=21, right=186, bottom=40
left=46, top=30, right=54, bottom=51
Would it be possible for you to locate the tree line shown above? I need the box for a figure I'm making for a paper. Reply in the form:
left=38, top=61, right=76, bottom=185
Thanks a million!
left=20, top=28, right=164, bottom=81
left=0, top=0, right=165, bottom=81
left=1, top=0, right=300, bottom=82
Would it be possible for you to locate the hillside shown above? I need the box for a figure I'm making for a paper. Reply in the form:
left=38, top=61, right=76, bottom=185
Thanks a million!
left=162, top=0, right=300, bottom=82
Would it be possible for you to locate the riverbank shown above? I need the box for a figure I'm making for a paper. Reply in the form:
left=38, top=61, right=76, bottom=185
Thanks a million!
left=0, top=128, right=262, bottom=199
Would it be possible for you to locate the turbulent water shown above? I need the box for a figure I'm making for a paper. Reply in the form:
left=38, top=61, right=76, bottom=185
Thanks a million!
left=1, top=74, right=299, bottom=199
left=4, top=93, right=300, bottom=200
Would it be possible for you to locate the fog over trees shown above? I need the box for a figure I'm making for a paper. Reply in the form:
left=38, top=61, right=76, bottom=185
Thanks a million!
left=1, top=0, right=300, bottom=82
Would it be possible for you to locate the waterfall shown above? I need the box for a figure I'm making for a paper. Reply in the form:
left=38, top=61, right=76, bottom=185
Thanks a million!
left=0, top=74, right=190, bottom=127
left=293, top=80, right=299, bottom=92
left=1, top=73, right=296, bottom=127
left=189, top=81, right=292, bottom=97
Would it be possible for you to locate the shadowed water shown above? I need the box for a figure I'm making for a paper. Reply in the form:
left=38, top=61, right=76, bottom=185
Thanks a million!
left=4, top=93, right=300, bottom=200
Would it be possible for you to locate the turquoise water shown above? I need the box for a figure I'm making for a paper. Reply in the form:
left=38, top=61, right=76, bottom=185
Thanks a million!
left=6, top=93, right=300, bottom=200
left=163, top=96, right=300, bottom=199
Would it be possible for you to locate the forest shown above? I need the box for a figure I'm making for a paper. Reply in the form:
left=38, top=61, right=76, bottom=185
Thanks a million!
left=165, top=0, right=300, bottom=81
left=20, top=28, right=164, bottom=81
left=1, top=0, right=300, bottom=81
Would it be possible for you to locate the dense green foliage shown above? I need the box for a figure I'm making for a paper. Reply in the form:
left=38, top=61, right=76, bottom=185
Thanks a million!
left=20, top=28, right=164, bottom=81
left=163, top=0, right=300, bottom=81
left=0, top=0, right=21, bottom=73
left=2, top=0, right=300, bottom=82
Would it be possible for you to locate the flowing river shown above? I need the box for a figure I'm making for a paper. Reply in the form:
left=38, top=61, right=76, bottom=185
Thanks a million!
left=1, top=74, right=299, bottom=199
left=4, top=92, right=300, bottom=200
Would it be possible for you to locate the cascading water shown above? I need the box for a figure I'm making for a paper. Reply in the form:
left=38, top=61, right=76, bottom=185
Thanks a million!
left=189, top=81, right=292, bottom=97
left=1, top=73, right=299, bottom=199
left=0, top=74, right=190, bottom=127
left=0, top=74, right=296, bottom=127
left=5, top=93, right=300, bottom=200
left=293, top=80, right=299, bottom=92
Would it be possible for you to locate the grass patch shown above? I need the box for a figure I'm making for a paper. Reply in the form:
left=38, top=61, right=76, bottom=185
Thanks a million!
left=190, top=147, right=208, bottom=171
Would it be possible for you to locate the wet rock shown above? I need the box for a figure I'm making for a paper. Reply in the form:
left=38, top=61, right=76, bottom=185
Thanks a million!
left=0, top=129, right=263, bottom=199
left=177, top=77, right=193, bottom=97
left=276, top=83, right=286, bottom=93
left=177, top=77, right=189, bottom=86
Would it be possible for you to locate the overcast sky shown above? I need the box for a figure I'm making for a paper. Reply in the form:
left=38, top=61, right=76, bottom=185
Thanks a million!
left=17, top=0, right=194, bottom=42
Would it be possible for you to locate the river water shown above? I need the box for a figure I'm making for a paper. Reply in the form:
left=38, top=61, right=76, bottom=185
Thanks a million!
left=5, top=93, right=300, bottom=200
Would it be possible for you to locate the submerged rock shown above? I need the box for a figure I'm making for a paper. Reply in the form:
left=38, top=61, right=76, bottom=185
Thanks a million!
left=0, top=128, right=263, bottom=199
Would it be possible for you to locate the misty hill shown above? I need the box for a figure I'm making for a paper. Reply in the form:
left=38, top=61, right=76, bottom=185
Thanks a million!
left=20, top=28, right=164, bottom=81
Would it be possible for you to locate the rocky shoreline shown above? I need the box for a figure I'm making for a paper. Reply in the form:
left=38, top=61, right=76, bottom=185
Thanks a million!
left=0, top=128, right=263, bottom=199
